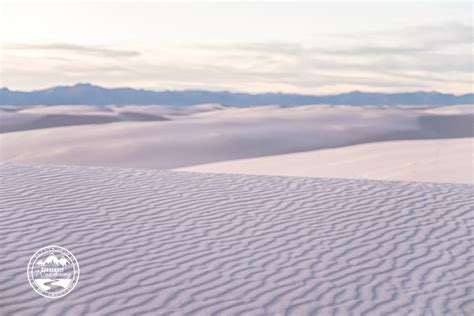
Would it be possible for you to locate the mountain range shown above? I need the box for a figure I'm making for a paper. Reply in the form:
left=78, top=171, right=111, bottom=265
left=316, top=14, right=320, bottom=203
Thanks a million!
left=1, top=83, right=472, bottom=106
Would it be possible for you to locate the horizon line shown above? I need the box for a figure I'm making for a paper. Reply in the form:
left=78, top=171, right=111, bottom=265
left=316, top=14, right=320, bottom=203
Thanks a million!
left=1, top=82, right=472, bottom=97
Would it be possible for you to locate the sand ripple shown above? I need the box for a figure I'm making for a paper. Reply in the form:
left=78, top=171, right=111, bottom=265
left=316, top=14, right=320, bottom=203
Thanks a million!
left=0, top=163, right=472, bottom=315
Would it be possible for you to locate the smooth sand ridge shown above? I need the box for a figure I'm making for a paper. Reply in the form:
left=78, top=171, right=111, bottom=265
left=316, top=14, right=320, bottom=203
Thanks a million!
left=0, top=104, right=222, bottom=133
left=180, top=138, right=474, bottom=184
left=0, top=163, right=472, bottom=315
left=1, top=105, right=473, bottom=169
left=0, top=104, right=225, bottom=133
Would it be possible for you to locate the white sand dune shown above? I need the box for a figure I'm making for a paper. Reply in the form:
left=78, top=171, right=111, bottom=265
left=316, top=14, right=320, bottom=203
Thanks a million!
left=0, top=163, right=472, bottom=315
left=180, top=138, right=474, bottom=184
left=1, top=105, right=473, bottom=173
left=0, top=104, right=199, bottom=133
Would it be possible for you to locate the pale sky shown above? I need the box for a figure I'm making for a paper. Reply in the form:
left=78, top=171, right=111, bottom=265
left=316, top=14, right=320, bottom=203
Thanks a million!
left=1, top=1, right=472, bottom=93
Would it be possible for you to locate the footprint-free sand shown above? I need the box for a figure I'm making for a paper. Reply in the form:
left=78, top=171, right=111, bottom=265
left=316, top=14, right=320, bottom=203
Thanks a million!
left=1, top=163, right=472, bottom=315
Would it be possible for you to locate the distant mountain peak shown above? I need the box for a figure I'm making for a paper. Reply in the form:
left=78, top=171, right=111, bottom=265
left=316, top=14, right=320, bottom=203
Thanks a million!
left=68, top=83, right=103, bottom=90
left=73, top=83, right=98, bottom=88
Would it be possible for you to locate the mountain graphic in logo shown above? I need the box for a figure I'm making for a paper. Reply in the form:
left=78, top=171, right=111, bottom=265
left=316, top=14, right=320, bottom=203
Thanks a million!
left=36, top=253, right=69, bottom=267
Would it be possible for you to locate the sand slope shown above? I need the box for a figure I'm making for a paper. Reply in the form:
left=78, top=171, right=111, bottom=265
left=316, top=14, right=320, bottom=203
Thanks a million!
left=1, top=105, right=473, bottom=170
left=0, top=163, right=472, bottom=315
left=180, top=138, right=474, bottom=184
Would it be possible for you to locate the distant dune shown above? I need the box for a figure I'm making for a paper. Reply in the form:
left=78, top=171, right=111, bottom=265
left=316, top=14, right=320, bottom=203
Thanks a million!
left=1, top=104, right=472, bottom=184
left=0, top=105, right=176, bottom=133
left=0, top=163, right=472, bottom=314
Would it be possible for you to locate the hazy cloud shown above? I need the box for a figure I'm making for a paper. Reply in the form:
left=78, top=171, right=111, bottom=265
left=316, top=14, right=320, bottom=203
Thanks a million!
left=310, top=23, right=473, bottom=56
left=186, top=22, right=473, bottom=91
left=198, top=42, right=304, bottom=57
left=2, top=23, right=472, bottom=93
left=5, top=43, right=141, bottom=58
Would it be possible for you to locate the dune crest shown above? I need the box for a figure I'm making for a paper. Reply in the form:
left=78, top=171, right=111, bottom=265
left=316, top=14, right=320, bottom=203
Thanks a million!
left=180, top=138, right=474, bottom=184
